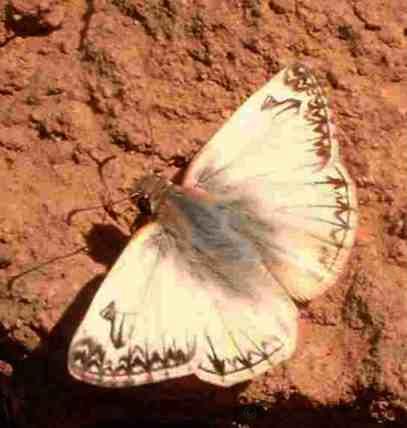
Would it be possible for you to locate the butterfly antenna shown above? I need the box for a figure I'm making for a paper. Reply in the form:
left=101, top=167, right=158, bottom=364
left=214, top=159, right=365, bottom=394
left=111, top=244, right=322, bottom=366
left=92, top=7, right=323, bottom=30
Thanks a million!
left=6, top=246, right=88, bottom=290
left=65, top=194, right=135, bottom=225
left=142, top=48, right=160, bottom=178
left=66, top=152, right=129, bottom=225
left=145, top=107, right=159, bottom=177
left=85, top=151, right=117, bottom=193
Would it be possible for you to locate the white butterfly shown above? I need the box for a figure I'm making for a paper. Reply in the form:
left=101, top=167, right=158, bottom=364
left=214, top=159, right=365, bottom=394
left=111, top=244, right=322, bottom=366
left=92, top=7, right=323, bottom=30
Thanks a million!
left=67, top=63, right=358, bottom=388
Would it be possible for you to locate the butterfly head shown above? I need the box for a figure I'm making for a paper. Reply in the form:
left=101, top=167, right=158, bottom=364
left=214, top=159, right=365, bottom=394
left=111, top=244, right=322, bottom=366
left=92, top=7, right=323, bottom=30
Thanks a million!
left=131, top=174, right=171, bottom=216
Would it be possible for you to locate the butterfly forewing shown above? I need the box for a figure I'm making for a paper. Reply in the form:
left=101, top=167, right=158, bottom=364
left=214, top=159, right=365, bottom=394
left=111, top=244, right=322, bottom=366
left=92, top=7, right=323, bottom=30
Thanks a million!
left=68, top=223, right=203, bottom=386
left=184, top=63, right=357, bottom=301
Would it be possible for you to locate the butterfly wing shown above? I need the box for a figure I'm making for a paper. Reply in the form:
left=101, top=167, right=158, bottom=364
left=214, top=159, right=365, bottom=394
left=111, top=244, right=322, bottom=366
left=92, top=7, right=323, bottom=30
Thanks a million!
left=68, top=195, right=299, bottom=387
left=196, top=266, right=297, bottom=387
left=183, top=63, right=357, bottom=301
left=68, top=223, right=204, bottom=387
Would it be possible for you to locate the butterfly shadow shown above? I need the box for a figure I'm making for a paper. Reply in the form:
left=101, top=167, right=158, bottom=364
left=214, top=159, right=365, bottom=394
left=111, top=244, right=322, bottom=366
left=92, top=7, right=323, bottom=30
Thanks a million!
left=83, top=223, right=130, bottom=268
left=7, top=220, right=248, bottom=428
left=11, top=279, right=248, bottom=427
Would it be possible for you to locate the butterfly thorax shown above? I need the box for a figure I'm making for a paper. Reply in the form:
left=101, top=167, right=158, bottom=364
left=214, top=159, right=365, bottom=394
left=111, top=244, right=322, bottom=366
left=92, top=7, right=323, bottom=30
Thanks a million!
left=133, top=174, right=173, bottom=216
left=134, top=174, right=214, bottom=219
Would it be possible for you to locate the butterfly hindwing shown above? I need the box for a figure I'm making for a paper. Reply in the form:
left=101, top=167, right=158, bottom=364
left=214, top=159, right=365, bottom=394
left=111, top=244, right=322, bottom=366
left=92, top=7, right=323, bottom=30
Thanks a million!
left=197, top=269, right=297, bottom=386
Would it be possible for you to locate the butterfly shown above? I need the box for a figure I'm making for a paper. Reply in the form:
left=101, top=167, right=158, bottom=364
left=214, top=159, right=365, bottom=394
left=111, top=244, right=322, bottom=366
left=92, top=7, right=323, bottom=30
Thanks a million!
left=67, top=63, right=358, bottom=388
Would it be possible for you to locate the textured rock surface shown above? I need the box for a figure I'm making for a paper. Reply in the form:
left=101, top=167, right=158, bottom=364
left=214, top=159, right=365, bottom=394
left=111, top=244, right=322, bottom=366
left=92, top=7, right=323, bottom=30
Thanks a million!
left=0, top=0, right=407, bottom=427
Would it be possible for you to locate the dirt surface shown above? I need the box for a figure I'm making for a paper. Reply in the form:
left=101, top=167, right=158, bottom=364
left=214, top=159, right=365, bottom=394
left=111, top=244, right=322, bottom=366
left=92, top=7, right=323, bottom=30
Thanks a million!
left=0, top=0, right=407, bottom=427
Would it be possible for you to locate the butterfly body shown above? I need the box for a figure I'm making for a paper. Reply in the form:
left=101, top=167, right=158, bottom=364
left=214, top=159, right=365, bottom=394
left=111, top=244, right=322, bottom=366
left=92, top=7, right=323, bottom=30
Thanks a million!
left=68, top=64, right=357, bottom=387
